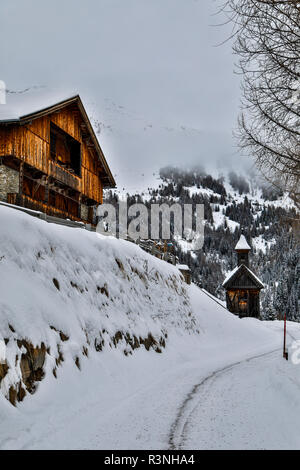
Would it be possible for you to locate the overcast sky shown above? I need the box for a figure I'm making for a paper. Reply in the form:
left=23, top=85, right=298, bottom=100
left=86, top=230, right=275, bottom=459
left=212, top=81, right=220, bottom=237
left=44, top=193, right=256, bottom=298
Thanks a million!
left=0, top=0, right=252, bottom=190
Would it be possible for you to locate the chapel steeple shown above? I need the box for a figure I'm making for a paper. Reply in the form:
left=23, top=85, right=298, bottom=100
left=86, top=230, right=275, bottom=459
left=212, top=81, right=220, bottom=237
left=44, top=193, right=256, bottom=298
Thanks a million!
left=223, top=233, right=263, bottom=319
left=235, top=234, right=251, bottom=267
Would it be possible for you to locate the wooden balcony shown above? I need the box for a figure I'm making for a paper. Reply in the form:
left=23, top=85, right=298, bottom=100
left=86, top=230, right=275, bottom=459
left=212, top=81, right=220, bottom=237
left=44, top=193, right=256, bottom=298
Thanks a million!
left=48, top=160, right=81, bottom=192
left=7, top=193, right=81, bottom=222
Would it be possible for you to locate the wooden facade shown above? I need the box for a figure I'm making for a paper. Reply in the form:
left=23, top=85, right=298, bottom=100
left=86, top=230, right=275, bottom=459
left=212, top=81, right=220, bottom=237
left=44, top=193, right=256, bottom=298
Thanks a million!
left=224, top=271, right=262, bottom=318
left=0, top=95, right=115, bottom=223
left=223, top=236, right=264, bottom=318
left=177, top=265, right=191, bottom=285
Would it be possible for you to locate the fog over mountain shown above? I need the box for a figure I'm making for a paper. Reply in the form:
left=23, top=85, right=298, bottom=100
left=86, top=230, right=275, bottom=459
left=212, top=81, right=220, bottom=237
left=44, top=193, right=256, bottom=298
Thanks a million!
left=0, top=0, right=253, bottom=190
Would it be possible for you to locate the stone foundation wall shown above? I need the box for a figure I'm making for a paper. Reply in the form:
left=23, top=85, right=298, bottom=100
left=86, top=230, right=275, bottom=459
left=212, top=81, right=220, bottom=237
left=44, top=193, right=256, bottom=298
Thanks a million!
left=0, top=165, right=19, bottom=202
left=91, top=206, right=97, bottom=225
left=80, top=203, right=89, bottom=222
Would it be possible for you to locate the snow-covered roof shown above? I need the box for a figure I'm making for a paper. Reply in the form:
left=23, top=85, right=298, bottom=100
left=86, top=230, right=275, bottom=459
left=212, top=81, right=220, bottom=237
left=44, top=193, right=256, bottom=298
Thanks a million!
left=177, top=264, right=190, bottom=271
left=0, top=89, right=78, bottom=122
left=222, top=266, right=240, bottom=287
left=235, top=234, right=251, bottom=251
left=222, top=264, right=264, bottom=289
left=247, top=268, right=264, bottom=288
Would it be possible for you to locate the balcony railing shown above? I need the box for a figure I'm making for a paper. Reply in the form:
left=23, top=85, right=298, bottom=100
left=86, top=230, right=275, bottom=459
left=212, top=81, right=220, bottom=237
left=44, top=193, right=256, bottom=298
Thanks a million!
left=7, top=193, right=81, bottom=221
left=48, top=160, right=81, bottom=192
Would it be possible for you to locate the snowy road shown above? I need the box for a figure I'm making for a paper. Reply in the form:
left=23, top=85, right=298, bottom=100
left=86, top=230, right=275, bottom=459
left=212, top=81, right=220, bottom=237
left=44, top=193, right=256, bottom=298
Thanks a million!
left=1, top=278, right=300, bottom=450
left=1, top=329, right=300, bottom=450
left=169, top=347, right=300, bottom=450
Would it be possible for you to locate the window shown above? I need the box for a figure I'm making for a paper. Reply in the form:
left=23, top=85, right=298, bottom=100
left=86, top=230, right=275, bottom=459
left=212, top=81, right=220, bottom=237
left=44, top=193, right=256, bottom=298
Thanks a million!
left=50, top=123, right=81, bottom=177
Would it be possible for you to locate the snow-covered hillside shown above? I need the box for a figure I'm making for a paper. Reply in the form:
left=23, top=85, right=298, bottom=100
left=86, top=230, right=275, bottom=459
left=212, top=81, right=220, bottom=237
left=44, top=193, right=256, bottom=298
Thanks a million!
left=0, top=203, right=300, bottom=449
left=0, top=204, right=199, bottom=406
left=105, top=167, right=299, bottom=321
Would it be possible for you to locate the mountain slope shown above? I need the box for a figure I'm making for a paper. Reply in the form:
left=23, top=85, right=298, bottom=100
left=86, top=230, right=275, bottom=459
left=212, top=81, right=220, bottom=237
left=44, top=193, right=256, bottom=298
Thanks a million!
left=105, top=166, right=299, bottom=321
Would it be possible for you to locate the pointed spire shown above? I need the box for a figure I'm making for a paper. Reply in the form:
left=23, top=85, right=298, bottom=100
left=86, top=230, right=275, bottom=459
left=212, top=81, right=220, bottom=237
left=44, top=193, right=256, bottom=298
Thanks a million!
left=235, top=234, right=251, bottom=251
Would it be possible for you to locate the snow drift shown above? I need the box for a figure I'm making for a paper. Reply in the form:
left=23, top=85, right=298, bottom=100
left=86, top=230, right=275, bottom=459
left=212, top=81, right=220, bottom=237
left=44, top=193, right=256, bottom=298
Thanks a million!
left=0, top=205, right=199, bottom=405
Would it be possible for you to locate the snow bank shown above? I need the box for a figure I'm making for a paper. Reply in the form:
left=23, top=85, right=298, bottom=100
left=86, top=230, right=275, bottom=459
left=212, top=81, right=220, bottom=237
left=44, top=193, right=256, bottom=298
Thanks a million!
left=0, top=205, right=198, bottom=404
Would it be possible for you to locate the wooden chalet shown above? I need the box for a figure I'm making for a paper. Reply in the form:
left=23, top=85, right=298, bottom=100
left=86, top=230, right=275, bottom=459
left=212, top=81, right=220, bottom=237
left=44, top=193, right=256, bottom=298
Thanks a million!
left=177, top=265, right=191, bottom=285
left=0, top=94, right=115, bottom=224
left=223, top=234, right=264, bottom=318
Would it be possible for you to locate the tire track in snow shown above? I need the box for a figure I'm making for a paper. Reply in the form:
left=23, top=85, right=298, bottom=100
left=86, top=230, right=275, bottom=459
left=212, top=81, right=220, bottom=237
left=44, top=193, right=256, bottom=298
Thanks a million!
left=168, top=347, right=281, bottom=450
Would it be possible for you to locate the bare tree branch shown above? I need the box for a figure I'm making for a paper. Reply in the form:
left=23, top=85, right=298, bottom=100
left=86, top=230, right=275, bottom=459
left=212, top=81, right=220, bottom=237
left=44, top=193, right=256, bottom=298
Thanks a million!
left=222, top=0, right=300, bottom=216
